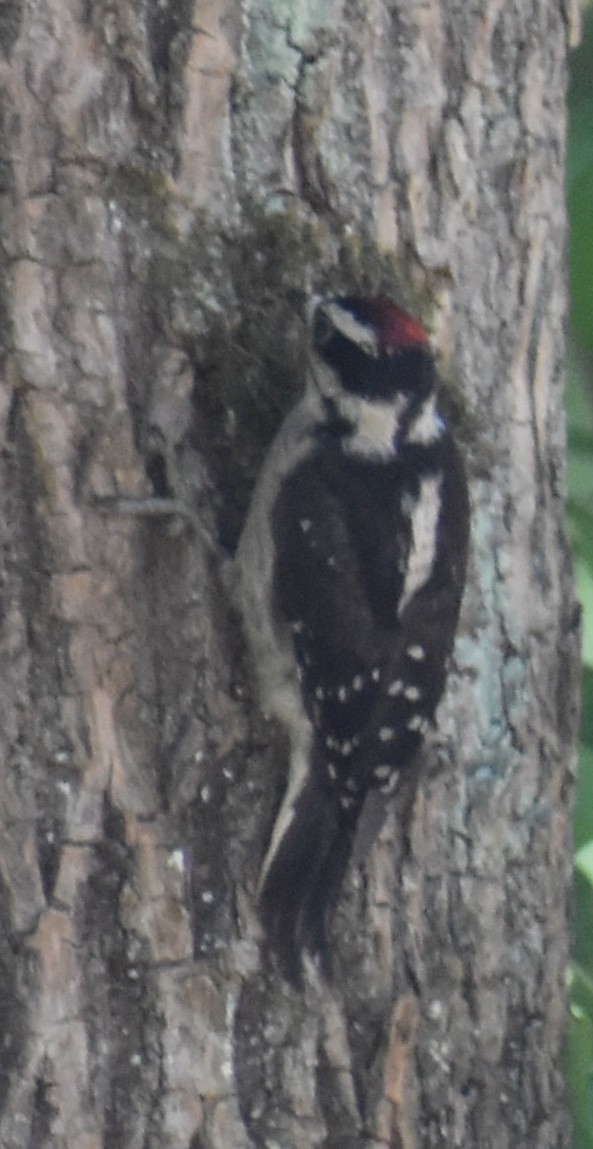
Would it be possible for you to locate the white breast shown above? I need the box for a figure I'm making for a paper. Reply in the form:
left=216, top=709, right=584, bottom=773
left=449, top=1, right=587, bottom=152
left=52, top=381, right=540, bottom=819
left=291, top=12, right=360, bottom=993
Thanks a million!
left=398, top=473, right=442, bottom=614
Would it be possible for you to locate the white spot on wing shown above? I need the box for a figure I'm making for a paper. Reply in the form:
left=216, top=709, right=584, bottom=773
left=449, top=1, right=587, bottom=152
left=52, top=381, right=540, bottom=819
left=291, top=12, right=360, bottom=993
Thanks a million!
left=337, top=686, right=348, bottom=702
left=388, top=679, right=403, bottom=696
left=300, top=518, right=312, bottom=533
left=379, top=727, right=395, bottom=742
left=407, top=644, right=425, bottom=660
left=372, top=668, right=381, bottom=682
left=404, top=685, right=421, bottom=701
left=352, top=675, right=364, bottom=691
left=407, top=715, right=429, bottom=733
left=398, top=474, right=442, bottom=615
left=380, top=770, right=400, bottom=795
left=374, top=764, right=392, bottom=780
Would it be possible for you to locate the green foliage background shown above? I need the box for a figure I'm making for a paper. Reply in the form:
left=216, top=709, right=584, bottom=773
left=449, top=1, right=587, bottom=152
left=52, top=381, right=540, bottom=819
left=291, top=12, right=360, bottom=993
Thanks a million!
left=567, top=8, right=593, bottom=1145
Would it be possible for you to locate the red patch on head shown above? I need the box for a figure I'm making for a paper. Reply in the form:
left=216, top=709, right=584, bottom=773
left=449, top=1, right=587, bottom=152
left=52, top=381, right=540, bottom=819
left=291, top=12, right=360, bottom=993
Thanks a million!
left=344, top=297, right=429, bottom=353
left=376, top=300, right=429, bottom=352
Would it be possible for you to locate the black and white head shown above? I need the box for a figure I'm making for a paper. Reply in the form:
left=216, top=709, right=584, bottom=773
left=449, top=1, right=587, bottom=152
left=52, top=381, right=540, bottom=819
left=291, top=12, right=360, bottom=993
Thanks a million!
left=309, top=296, right=444, bottom=455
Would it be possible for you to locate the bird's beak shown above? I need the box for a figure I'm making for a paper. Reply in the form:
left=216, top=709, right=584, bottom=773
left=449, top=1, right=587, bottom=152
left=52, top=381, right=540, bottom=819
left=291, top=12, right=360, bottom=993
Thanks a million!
left=286, top=289, right=324, bottom=328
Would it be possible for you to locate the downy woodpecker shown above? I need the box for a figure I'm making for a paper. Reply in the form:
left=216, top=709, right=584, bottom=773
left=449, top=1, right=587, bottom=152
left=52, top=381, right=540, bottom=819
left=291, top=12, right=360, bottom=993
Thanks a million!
left=235, top=296, right=469, bottom=983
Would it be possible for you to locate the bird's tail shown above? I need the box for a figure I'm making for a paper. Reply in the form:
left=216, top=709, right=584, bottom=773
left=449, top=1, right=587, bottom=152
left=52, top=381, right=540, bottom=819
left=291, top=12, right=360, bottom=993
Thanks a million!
left=257, top=770, right=359, bottom=985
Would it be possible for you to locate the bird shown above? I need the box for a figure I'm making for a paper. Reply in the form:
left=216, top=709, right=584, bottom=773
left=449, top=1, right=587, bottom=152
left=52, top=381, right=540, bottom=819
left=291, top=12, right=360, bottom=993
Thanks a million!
left=234, top=295, right=469, bottom=983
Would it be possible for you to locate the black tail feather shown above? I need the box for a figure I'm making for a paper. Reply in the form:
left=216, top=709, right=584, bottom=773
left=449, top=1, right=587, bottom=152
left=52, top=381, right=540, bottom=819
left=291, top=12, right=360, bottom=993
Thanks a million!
left=299, top=824, right=357, bottom=977
left=258, top=774, right=359, bottom=985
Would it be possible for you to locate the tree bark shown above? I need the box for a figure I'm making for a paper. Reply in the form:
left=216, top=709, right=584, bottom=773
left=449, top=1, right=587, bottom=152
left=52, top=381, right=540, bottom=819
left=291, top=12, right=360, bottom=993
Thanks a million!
left=0, top=1, right=581, bottom=1147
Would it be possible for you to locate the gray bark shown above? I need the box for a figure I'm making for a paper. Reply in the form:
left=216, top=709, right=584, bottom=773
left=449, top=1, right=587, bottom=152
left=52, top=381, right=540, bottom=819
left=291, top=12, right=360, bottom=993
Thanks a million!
left=0, top=1, right=581, bottom=1147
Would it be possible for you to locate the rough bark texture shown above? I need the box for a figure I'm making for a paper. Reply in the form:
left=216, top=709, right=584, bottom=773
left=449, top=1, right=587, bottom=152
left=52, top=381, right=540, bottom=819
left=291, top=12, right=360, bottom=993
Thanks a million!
left=0, top=1, right=582, bottom=1147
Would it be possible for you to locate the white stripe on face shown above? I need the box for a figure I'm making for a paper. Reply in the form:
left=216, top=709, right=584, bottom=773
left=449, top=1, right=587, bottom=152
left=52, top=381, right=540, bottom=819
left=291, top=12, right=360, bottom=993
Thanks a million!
left=406, top=395, right=445, bottom=444
left=321, top=302, right=379, bottom=357
left=338, top=394, right=406, bottom=458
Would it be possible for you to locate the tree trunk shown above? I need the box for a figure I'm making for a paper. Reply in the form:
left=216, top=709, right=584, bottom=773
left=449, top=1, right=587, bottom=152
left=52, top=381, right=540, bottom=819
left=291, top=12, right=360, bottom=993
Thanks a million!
left=0, top=1, right=581, bottom=1147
